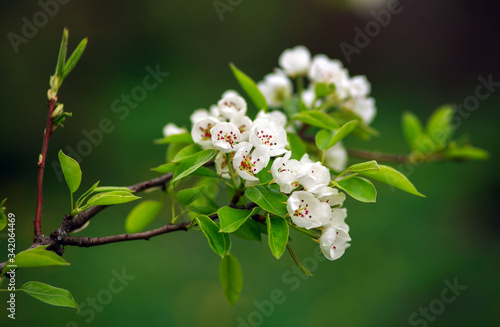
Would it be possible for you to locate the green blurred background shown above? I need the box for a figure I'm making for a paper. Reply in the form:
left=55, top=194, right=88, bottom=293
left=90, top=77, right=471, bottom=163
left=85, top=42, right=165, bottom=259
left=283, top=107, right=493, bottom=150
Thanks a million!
left=0, top=0, right=499, bottom=326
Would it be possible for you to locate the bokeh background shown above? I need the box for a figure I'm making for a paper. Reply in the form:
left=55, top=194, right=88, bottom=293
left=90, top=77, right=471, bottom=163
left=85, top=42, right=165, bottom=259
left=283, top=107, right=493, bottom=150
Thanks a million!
left=1, top=0, right=499, bottom=326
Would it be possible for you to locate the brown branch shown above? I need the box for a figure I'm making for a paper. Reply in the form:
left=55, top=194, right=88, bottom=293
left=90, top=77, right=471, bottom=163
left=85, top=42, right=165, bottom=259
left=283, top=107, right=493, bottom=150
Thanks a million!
left=34, top=97, right=57, bottom=236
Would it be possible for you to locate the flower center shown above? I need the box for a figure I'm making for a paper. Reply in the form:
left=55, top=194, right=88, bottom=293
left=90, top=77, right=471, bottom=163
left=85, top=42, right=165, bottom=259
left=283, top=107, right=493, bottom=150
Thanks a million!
left=256, top=130, right=277, bottom=147
left=216, top=130, right=237, bottom=148
left=239, top=154, right=260, bottom=174
left=199, top=123, right=214, bottom=141
left=293, top=201, right=312, bottom=219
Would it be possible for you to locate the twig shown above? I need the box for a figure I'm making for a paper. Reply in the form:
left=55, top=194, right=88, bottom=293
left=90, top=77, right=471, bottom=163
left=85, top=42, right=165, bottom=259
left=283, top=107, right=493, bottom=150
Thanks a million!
left=34, top=98, right=57, bottom=237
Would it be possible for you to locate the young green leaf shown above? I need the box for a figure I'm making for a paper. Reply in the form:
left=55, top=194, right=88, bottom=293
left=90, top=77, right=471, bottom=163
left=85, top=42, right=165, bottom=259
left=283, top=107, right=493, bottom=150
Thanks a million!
left=21, top=281, right=78, bottom=310
left=172, top=149, right=216, bottom=183
left=219, top=207, right=260, bottom=233
left=75, top=181, right=100, bottom=208
left=125, top=200, right=162, bottom=233
left=292, top=111, right=339, bottom=130
left=333, top=177, right=377, bottom=203
left=230, top=218, right=262, bottom=242
left=196, top=215, right=231, bottom=257
left=86, top=191, right=140, bottom=206
left=190, top=166, right=219, bottom=178
left=315, top=129, right=333, bottom=151
left=426, top=105, right=454, bottom=147
left=173, top=144, right=203, bottom=162
left=245, top=185, right=288, bottom=217
left=0, top=198, right=7, bottom=232
left=287, top=132, right=306, bottom=160
left=151, top=163, right=178, bottom=173
left=62, top=37, right=88, bottom=80
left=58, top=150, right=82, bottom=194
left=230, top=63, right=268, bottom=111
left=326, top=120, right=358, bottom=148
left=93, top=186, right=133, bottom=193
left=219, top=254, right=243, bottom=306
left=154, top=132, right=194, bottom=145
left=314, top=82, right=335, bottom=98
left=358, top=165, right=425, bottom=197
left=54, top=28, right=69, bottom=79
left=2, top=246, right=69, bottom=275
left=177, top=185, right=207, bottom=207
left=266, top=214, right=289, bottom=259
left=344, top=160, right=381, bottom=173
left=444, top=144, right=489, bottom=161
left=402, top=111, right=424, bottom=150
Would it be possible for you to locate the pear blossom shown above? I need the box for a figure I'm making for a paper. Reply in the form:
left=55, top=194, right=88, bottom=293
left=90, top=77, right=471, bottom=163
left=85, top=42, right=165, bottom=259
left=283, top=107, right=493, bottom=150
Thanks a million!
left=271, top=151, right=301, bottom=193
left=279, top=45, right=311, bottom=76
left=232, top=142, right=270, bottom=181
left=191, top=117, right=219, bottom=149
left=347, top=75, right=371, bottom=99
left=230, top=114, right=253, bottom=141
left=301, top=86, right=321, bottom=109
left=254, top=110, right=288, bottom=128
left=351, top=97, right=376, bottom=124
left=313, top=186, right=346, bottom=207
left=215, top=151, right=230, bottom=179
left=249, top=122, right=288, bottom=157
left=309, top=54, right=349, bottom=99
left=190, top=109, right=210, bottom=124
left=287, top=191, right=332, bottom=229
left=221, top=89, right=240, bottom=98
left=320, top=225, right=351, bottom=261
left=324, top=142, right=348, bottom=172
left=297, top=160, right=331, bottom=192
left=210, top=122, right=241, bottom=153
left=257, top=73, right=293, bottom=107
left=163, top=123, right=187, bottom=137
left=218, top=94, right=247, bottom=119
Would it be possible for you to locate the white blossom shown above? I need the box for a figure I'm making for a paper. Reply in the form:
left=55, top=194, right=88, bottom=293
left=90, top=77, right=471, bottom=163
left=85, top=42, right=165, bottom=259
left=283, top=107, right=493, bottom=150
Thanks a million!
left=254, top=110, right=288, bottom=128
left=162, top=123, right=187, bottom=137
left=232, top=142, right=270, bottom=181
left=210, top=122, right=241, bottom=153
left=249, top=122, right=288, bottom=157
left=257, top=73, right=292, bottom=107
left=346, top=97, right=376, bottom=124
left=347, top=75, right=371, bottom=99
left=218, top=94, right=247, bottom=119
left=297, top=160, right=331, bottom=192
left=320, top=225, right=351, bottom=261
left=287, top=191, right=332, bottom=229
left=324, top=142, right=348, bottom=172
left=221, top=89, right=240, bottom=98
left=279, top=45, right=311, bottom=76
left=190, top=109, right=210, bottom=124
left=313, top=186, right=346, bottom=207
left=230, top=114, right=253, bottom=141
left=191, top=117, right=219, bottom=149
left=215, top=151, right=230, bottom=179
left=271, top=151, right=301, bottom=193
left=309, top=54, right=349, bottom=99
left=301, top=86, right=322, bottom=109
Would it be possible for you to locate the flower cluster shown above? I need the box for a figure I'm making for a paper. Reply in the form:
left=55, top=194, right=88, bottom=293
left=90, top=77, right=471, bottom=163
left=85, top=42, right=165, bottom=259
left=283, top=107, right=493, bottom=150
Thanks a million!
left=162, top=45, right=370, bottom=261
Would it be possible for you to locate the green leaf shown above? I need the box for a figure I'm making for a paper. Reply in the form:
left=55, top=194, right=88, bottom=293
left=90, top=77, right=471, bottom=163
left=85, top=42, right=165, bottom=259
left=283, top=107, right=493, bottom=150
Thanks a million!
left=219, top=254, right=243, bottom=306
left=230, top=219, right=262, bottom=242
left=190, top=166, right=219, bottom=178
left=326, top=120, right=359, bottom=148
left=245, top=185, right=288, bottom=217
left=151, top=163, right=178, bottom=173
left=172, top=149, right=216, bottom=183
left=219, top=207, right=260, bottom=233
left=266, top=214, right=289, bottom=259
left=54, top=28, right=69, bottom=78
left=230, top=63, right=267, bottom=111
left=426, top=105, right=454, bottom=147
left=314, top=82, right=335, bottom=98
left=86, top=191, right=140, bottom=206
left=21, top=281, right=78, bottom=310
left=333, top=177, right=377, bottom=203
left=2, top=246, right=69, bottom=275
left=196, top=215, right=231, bottom=257
left=62, top=37, right=88, bottom=80
left=75, top=181, right=100, bottom=208
left=292, top=111, right=339, bottom=130
left=344, top=160, right=381, bottom=173
left=93, top=186, right=132, bottom=193
left=286, top=244, right=313, bottom=276
left=154, top=132, right=194, bottom=145
left=173, top=144, right=203, bottom=162
left=0, top=198, right=7, bottom=232
left=287, top=132, right=306, bottom=160
left=402, top=111, right=424, bottom=150
left=177, top=185, right=207, bottom=207
left=359, top=165, right=425, bottom=197
left=125, top=200, right=162, bottom=233
left=315, top=129, right=332, bottom=151
left=444, top=143, right=489, bottom=161
left=58, top=150, right=82, bottom=194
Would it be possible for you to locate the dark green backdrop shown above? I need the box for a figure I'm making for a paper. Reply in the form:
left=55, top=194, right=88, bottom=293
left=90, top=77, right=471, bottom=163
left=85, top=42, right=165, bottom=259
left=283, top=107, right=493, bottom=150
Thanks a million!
left=0, top=1, right=499, bottom=326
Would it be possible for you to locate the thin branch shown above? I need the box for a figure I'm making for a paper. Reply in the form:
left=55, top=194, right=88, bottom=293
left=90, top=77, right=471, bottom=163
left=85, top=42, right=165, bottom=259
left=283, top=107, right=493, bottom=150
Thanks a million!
left=34, top=98, right=57, bottom=236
